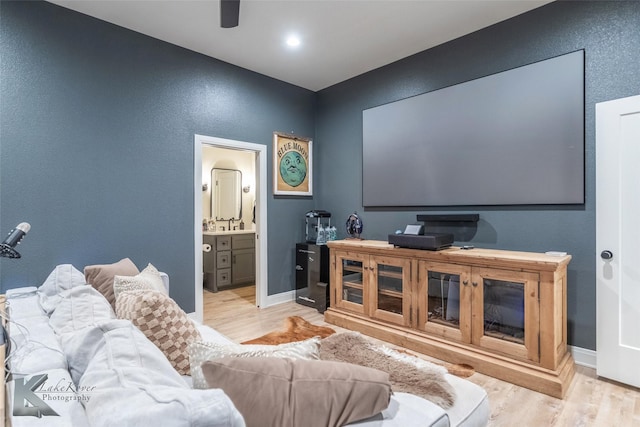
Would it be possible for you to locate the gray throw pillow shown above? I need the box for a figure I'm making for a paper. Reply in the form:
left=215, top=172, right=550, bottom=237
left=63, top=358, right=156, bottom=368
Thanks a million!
left=84, top=258, right=140, bottom=308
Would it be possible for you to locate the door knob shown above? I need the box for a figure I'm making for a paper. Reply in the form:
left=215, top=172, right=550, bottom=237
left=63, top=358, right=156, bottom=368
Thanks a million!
left=600, top=250, right=613, bottom=260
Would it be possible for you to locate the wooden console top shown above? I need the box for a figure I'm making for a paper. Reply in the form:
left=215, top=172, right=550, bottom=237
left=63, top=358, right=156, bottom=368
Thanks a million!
left=327, top=239, right=571, bottom=272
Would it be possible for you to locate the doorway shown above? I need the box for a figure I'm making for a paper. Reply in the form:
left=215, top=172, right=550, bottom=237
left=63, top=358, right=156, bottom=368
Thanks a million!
left=193, top=134, right=268, bottom=323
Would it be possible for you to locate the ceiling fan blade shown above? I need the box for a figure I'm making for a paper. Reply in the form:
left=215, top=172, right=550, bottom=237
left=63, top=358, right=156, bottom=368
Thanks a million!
left=220, top=0, right=240, bottom=28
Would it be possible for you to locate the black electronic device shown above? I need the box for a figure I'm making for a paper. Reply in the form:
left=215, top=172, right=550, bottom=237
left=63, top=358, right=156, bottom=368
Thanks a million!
left=295, top=243, right=330, bottom=313
left=388, top=233, right=454, bottom=251
left=417, top=214, right=479, bottom=223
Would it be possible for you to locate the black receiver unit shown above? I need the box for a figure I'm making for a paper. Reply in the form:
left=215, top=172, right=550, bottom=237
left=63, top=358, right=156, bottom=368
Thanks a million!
left=388, top=233, right=454, bottom=251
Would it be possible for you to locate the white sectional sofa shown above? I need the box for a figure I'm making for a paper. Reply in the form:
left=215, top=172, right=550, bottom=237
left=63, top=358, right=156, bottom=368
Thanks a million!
left=3, top=263, right=489, bottom=427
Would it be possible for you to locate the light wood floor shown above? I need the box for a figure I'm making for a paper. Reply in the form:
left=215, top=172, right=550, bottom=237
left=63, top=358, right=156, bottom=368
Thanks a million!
left=203, top=287, right=640, bottom=427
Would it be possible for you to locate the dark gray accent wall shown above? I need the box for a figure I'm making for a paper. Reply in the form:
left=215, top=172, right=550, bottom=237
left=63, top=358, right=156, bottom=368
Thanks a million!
left=0, top=1, right=316, bottom=309
left=2, top=0, right=639, bottom=350
left=315, top=1, right=640, bottom=350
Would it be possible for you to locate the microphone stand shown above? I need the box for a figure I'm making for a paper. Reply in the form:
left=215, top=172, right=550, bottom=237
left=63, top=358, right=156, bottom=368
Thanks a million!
left=0, top=244, right=21, bottom=259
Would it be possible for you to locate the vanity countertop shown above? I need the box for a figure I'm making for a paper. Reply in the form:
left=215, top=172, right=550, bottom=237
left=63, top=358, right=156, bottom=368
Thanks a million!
left=203, top=229, right=255, bottom=236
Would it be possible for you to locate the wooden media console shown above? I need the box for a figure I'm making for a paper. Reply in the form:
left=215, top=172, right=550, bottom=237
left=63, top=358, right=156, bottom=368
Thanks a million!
left=324, top=240, right=575, bottom=398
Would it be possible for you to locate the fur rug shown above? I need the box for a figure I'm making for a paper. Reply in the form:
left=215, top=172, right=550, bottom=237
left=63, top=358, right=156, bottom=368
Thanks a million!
left=320, top=332, right=457, bottom=408
left=242, top=317, right=474, bottom=378
left=240, top=316, right=336, bottom=345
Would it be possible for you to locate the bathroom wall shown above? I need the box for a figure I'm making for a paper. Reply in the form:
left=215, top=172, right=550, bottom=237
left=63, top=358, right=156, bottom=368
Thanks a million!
left=201, top=146, right=256, bottom=229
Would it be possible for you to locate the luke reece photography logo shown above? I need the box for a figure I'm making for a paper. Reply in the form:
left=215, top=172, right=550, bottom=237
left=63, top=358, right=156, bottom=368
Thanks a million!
left=13, top=373, right=96, bottom=417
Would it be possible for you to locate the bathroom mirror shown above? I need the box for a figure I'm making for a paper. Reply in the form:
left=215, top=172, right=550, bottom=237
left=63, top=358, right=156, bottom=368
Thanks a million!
left=211, top=168, right=242, bottom=220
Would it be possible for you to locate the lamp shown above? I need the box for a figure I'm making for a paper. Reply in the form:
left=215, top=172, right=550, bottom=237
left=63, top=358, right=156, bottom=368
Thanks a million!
left=0, top=222, right=30, bottom=259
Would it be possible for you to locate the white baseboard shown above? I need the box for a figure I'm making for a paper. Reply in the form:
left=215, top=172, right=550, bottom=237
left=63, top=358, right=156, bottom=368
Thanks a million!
left=261, top=290, right=295, bottom=308
left=570, top=345, right=596, bottom=369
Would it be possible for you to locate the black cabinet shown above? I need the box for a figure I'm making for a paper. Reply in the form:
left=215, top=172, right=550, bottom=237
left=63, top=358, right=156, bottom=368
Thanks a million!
left=295, top=243, right=330, bottom=313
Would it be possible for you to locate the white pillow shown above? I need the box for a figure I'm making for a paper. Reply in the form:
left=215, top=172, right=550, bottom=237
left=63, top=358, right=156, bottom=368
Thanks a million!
left=49, top=285, right=115, bottom=336
left=59, top=318, right=184, bottom=388
left=37, top=264, right=86, bottom=315
left=113, top=263, right=167, bottom=300
left=188, top=337, right=321, bottom=389
left=84, top=385, right=245, bottom=427
left=72, top=320, right=244, bottom=427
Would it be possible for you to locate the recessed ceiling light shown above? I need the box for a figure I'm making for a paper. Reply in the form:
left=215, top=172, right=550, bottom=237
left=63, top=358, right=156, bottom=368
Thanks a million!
left=286, top=35, right=301, bottom=48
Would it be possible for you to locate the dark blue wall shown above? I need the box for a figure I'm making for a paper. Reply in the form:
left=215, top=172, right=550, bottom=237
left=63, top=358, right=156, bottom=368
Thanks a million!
left=2, top=0, right=639, bottom=350
left=0, top=1, right=316, bottom=309
left=315, top=1, right=640, bottom=350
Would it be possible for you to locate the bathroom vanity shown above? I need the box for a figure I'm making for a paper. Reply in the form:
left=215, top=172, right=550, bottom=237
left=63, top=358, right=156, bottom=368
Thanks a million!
left=203, top=230, right=255, bottom=292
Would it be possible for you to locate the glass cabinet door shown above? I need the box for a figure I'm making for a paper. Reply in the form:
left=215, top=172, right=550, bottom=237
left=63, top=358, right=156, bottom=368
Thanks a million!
left=370, top=256, right=412, bottom=326
left=334, top=252, right=368, bottom=315
left=472, top=267, right=540, bottom=363
left=418, top=261, right=471, bottom=342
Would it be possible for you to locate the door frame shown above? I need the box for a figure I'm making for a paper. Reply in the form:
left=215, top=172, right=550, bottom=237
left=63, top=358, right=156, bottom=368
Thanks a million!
left=193, top=134, right=268, bottom=322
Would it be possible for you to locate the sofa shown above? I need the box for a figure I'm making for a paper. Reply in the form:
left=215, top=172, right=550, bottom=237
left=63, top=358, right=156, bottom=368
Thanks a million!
left=4, top=261, right=489, bottom=427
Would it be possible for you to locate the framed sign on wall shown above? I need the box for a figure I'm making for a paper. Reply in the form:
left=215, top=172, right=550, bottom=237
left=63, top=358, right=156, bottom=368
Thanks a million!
left=273, top=132, right=312, bottom=196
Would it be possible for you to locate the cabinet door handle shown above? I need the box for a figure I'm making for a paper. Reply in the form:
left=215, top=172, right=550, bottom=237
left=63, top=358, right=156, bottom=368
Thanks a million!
left=233, top=255, right=236, bottom=264
left=463, top=280, right=469, bottom=286
left=472, top=282, right=478, bottom=287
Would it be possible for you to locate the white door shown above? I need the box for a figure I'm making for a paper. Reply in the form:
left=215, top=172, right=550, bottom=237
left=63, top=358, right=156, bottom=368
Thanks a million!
left=596, top=94, right=640, bottom=388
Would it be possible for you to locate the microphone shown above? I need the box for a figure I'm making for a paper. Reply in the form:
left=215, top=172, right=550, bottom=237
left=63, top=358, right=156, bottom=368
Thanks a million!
left=2, top=222, right=30, bottom=247
left=1, top=222, right=30, bottom=259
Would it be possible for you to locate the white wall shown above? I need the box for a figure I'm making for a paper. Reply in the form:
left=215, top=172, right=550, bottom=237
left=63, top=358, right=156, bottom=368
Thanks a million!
left=202, top=146, right=256, bottom=228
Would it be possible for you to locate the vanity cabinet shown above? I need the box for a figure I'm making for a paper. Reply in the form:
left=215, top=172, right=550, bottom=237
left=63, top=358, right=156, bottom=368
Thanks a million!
left=203, top=232, right=255, bottom=292
left=325, top=240, right=575, bottom=398
left=231, top=234, right=255, bottom=285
